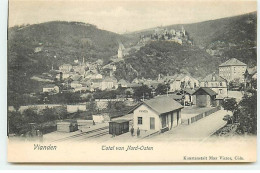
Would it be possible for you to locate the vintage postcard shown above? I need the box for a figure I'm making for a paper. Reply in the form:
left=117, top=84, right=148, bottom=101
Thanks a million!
left=7, top=0, right=257, bottom=163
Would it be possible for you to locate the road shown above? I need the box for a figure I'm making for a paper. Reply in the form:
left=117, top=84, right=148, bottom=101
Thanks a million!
left=146, top=109, right=232, bottom=142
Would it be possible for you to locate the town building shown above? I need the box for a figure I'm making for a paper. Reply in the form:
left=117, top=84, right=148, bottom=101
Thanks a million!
left=42, top=84, right=59, bottom=93
left=59, top=64, right=73, bottom=73
left=118, top=79, right=130, bottom=88
left=219, top=58, right=247, bottom=83
left=192, top=87, right=217, bottom=107
left=200, top=73, right=228, bottom=99
left=101, top=76, right=118, bottom=90
left=167, top=74, right=200, bottom=92
left=89, top=78, right=103, bottom=91
left=131, top=96, right=183, bottom=132
left=70, top=81, right=82, bottom=89
left=57, top=120, right=78, bottom=133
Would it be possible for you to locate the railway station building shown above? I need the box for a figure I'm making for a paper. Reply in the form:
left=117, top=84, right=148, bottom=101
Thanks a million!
left=130, top=96, right=183, bottom=132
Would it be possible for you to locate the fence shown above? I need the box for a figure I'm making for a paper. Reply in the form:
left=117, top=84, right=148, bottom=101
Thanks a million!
left=204, top=106, right=221, bottom=117
left=190, top=113, right=204, bottom=124
left=188, top=106, right=221, bottom=124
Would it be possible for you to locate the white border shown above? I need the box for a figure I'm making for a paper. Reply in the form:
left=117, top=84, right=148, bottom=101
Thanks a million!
left=0, top=0, right=259, bottom=170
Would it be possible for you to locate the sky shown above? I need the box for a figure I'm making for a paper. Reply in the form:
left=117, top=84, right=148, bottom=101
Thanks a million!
left=9, top=0, right=257, bottom=34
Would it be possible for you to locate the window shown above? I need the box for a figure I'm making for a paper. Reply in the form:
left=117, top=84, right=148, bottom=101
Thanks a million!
left=220, top=82, right=222, bottom=86
left=138, top=117, right=143, bottom=125
left=219, top=89, right=223, bottom=94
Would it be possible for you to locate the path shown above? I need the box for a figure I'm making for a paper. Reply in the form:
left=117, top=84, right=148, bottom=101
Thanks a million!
left=146, top=109, right=232, bottom=142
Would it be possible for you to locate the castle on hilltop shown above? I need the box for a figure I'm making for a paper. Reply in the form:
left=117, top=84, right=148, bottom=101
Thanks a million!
left=139, top=26, right=192, bottom=45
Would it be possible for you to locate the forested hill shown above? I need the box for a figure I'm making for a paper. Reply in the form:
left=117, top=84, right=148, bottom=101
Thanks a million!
left=8, top=21, right=131, bottom=70
left=8, top=21, right=132, bottom=94
left=125, top=12, right=257, bottom=68
left=114, top=41, right=221, bottom=81
left=8, top=12, right=257, bottom=95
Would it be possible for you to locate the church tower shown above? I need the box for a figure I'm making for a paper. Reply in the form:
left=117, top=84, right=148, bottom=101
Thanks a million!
left=182, top=26, right=186, bottom=36
left=118, top=43, right=125, bottom=59
left=82, top=57, right=85, bottom=65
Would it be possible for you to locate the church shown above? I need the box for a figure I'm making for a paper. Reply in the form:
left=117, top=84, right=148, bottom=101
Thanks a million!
left=118, top=43, right=125, bottom=59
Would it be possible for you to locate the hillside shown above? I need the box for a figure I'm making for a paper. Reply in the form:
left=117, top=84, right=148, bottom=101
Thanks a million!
left=125, top=12, right=257, bottom=67
left=8, top=12, right=257, bottom=98
left=8, top=21, right=132, bottom=95
left=114, top=41, right=221, bottom=81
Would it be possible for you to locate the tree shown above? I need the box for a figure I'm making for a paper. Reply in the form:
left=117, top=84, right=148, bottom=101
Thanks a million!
left=8, top=111, right=24, bottom=134
left=23, top=108, right=39, bottom=123
left=88, top=101, right=97, bottom=113
left=222, top=98, right=237, bottom=111
left=114, top=101, right=125, bottom=111
left=53, top=106, right=67, bottom=120
left=251, top=78, right=257, bottom=89
left=155, top=83, right=169, bottom=95
left=222, top=98, right=237, bottom=123
left=40, top=107, right=57, bottom=122
left=133, top=85, right=152, bottom=100
left=236, top=92, right=257, bottom=134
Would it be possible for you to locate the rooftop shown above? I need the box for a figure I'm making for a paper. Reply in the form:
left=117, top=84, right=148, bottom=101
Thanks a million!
left=183, top=88, right=196, bottom=95
left=110, top=119, right=131, bottom=123
left=192, top=87, right=218, bottom=96
left=143, top=96, right=183, bottom=115
left=103, top=76, right=117, bottom=82
left=157, top=94, right=183, bottom=100
left=201, top=73, right=226, bottom=82
left=43, top=84, right=56, bottom=88
left=219, top=58, right=247, bottom=67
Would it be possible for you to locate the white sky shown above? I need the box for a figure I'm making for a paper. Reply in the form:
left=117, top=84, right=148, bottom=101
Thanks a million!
left=9, top=0, right=257, bottom=33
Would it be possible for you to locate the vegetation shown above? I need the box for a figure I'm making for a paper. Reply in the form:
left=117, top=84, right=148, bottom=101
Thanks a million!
left=221, top=91, right=257, bottom=135
left=38, top=92, right=83, bottom=104
left=8, top=21, right=133, bottom=101
left=155, top=83, right=170, bottom=95
left=235, top=91, right=257, bottom=134
left=222, top=98, right=238, bottom=124
left=123, top=41, right=221, bottom=79
left=8, top=106, right=67, bottom=135
left=125, top=12, right=257, bottom=67
left=133, top=85, right=153, bottom=100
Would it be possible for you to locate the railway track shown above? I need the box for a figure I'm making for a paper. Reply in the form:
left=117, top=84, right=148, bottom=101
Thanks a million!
left=76, top=130, right=109, bottom=142
left=53, top=126, right=109, bottom=142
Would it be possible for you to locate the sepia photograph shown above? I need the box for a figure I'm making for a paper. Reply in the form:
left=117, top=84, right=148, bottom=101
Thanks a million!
left=7, top=0, right=257, bottom=163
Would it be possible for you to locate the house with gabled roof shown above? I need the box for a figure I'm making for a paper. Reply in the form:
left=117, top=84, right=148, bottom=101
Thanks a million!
left=192, top=87, right=218, bottom=107
left=59, top=64, right=73, bottom=73
left=219, top=58, right=247, bottom=82
left=200, top=73, right=228, bottom=99
left=130, top=96, right=183, bottom=132
left=118, top=79, right=130, bottom=88
left=167, top=74, right=200, bottom=92
left=101, top=76, right=118, bottom=90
